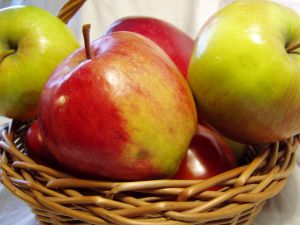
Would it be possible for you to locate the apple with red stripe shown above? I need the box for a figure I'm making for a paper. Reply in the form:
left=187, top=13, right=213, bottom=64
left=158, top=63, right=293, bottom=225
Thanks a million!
left=38, top=26, right=197, bottom=180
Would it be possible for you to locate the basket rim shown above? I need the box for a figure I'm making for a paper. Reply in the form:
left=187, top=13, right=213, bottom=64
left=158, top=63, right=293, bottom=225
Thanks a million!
left=0, top=120, right=298, bottom=225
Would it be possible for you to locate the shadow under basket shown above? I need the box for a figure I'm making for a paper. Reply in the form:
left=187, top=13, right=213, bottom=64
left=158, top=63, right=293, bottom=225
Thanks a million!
left=0, top=120, right=298, bottom=225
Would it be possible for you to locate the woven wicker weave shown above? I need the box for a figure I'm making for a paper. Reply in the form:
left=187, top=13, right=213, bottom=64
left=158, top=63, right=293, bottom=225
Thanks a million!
left=0, top=0, right=299, bottom=224
left=0, top=119, right=298, bottom=225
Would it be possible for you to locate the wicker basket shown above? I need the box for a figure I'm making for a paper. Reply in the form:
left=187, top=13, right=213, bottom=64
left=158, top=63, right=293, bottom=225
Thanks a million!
left=1, top=1, right=299, bottom=224
left=1, top=120, right=299, bottom=225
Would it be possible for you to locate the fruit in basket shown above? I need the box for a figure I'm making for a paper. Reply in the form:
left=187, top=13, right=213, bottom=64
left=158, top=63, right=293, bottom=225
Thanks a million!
left=39, top=31, right=197, bottom=180
left=222, top=136, right=247, bottom=165
left=188, top=0, right=300, bottom=144
left=104, top=17, right=194, bottom=78
left=25, top=120, right=57, bottom=166
left=0, top=6, right=79, bottom=120
left=173, top=124, right=237, bottom=180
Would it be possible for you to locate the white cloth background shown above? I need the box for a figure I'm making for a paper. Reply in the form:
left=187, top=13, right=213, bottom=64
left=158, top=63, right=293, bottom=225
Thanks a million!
left=1, top=0, right=300, bottom=224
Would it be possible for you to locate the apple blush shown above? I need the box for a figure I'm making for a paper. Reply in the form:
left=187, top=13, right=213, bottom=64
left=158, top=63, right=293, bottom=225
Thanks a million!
left=104, top=16, right=194, bottom=78
left=39, top=30, right=197, bottom=181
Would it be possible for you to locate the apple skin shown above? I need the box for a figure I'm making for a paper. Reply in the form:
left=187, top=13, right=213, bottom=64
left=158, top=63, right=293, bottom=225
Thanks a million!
left=39, top=31, right=197, bottom=180
left=104, top=17, right=194, bottom=78
left=173, top=124, right=237, bottom=180
left=25, top=120, right=57, bottom=166
left=188, top=0, right=300, bottom=144
left=0, top=6, right=79, bottom=120
left=221, top=136, right=247, bottom=165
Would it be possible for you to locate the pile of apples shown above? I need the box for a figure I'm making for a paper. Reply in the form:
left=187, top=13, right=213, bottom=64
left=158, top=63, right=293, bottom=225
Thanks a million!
left=2, top=0, right=300, bottom=181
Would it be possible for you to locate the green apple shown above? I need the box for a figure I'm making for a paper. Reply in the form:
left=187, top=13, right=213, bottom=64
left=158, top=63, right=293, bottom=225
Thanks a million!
left=0, top=5, right=79, bottom=120
left=188, top=0, right=300, bottom=144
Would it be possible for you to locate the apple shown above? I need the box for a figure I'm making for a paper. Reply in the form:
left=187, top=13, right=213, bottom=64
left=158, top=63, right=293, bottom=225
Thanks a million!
left=104, top=17, right=194, bottom=78
left=0, top=5, right=79, bottom=120
left=221, top=136, right=247, bottom=165
left=38, top=31, right=197, bottom=180
left=203, top=123, right=248, bottom=164
left=188, top=0, right=300, bottom=144
left=173, top=124, right=237, bottom=180
left=25, top=120, right=57, bottom=166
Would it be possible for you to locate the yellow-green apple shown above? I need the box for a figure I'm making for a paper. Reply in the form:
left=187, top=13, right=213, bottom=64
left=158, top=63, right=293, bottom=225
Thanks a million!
left=39, top=31, right=197, bottom=180
left=0, top=6, right=79, bottom=120
left=104, top=17, right=194, bottom=78
left=188, top=0, right=300, bottom=144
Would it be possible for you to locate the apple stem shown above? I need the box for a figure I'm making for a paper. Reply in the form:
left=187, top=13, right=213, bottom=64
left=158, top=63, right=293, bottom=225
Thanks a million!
left=82, top=24, right=92, bottom=59
left=286, top=42, right=300, bottom=53
left=0, top=49, right=15, bottom=63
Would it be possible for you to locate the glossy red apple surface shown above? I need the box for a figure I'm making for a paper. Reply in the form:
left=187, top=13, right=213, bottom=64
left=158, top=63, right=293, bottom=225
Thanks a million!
left=39, top=31, right=197, bottom=181
left=104, top=17, right=194, bottom=78
left=173, top=125, right=237, bottom=180
left=25, top=120, right=56, bottom=166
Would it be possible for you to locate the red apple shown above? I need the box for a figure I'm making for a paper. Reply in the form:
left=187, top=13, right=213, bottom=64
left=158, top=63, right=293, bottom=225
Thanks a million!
left=104, top=17, right=194, bottom=78
left=173, top=125, right=237, bottom=180
left=25, top=120, right=57, bottom=166
left=39, top=31, right=197, bottom=180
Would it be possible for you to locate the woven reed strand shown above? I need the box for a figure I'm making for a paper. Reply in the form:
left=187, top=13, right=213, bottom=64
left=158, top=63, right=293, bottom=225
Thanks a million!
left=0, top=119, right=298, bottom=225
left=57, top=0, right=86, bottom=23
